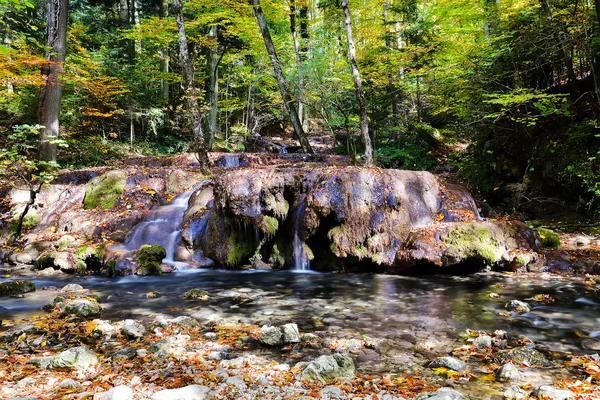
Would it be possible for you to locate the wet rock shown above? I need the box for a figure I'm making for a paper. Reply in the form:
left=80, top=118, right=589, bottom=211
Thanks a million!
left=151, top=385, right=210, bottom=400
left=428, top=356, right=466, bottom=372
left=364, top=336, right=390, bottom=352
left=61, top=283, right=85, bottom=293
left=496, top=363, right=520, bottom=381
left=532, top=386, right=573, bottom=400
left=506, top=300, right=531, bottom=313
left=122, top=319, right=146, bottom=339
left=170, top=316, right=199, bottom=327
left=496, top=347, right=549, bottom=367
left=300, top=353, right=355, bottom=384
left=183, top=288, right=209, bottom=301
left=473, top=335, right=492, bottom=348
left=93, top=385, right=133, bottom=400
left=281, top=324, right=301, bottom=344
left=504, top=385, right=529, bottom=400
left=34, top=250, right=76, bottom=272
left=30, top=346, right=98, bottom=369
left=415, top=388, right=466, bottom=400
left=260, top=325, right=282, bottom=346
left=537, top=228, right=561, bottom=248
left=0, top=280, right=35, bottom=297
left=83, top=170, right=126, bottom=210
left=62, top=299, right=102, bottom=318
left=136, top=244, right=166, bottom=275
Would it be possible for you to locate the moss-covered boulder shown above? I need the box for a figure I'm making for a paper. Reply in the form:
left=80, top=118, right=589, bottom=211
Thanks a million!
left=537, top=227, right=561, bottom=248
left=442, top=223, right=510, bottom=264
left=83, top=170, right=126, bottom=210
left=136, top=244, right=166, bottom=275
left=34, top=250, right=76, bottom=272
left=0, top=280, right=35, bottom=296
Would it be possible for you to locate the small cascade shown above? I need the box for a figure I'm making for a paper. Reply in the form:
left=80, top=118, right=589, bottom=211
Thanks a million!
left=293, top=198, right=310, bottom=271
left=223, top=155, right=240, bottom=168
left=112, top=189, right=194, bottom=268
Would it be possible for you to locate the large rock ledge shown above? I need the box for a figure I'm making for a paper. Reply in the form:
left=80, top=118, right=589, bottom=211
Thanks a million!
left=190, top=166, right=541, bottom=273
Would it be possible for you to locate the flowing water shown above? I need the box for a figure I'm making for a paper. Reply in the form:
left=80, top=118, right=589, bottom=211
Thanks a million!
left=293, top=198, right=310, bottom=271
left=110, top=190, right=194, bottom=268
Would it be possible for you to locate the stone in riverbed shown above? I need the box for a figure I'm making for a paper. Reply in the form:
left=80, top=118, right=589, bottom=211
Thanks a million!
left=183, top=288, right=209, bottom=301
left=504, top=385, right=529, bottom=400
left=136, top=244, right=166, bottom=275
left=415, top=388, right=466, bottom=400
left=496, top=363, right=520, bottom=381
left=62, top=299, right=102, bottom=318
left=496, top=347, right=549, bottom=367
left=122, top=319, right=146, bottom=339
left=0, top=280, right=35, bottom=297
left=300, top=353, right=355, bottom=384
left=61, top=283, right=84, bottom=293
left=29, top=346, right=98, bottom=369
left=281, top=324, right=301, bottom=344
left=506, top=300, right=531, bottom=313
left=170, top=316, right=199, bottom=327
left=473, top=335, right=493, bottom=348
left=532, top=386, right=574, bottom=400
left=93, top=385, right=133, bottom=400
left=260, top=325, right=282, bottom=346
left=151, top=385, right=210, bottom=400
left=320, top=386, right=343, bottom=399
left=428, top=356, right=466, bottom=372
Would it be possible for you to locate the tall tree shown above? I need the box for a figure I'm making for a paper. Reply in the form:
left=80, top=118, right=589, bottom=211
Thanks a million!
left=173, top=0, right=211, bottom=173
left=250, top=0, right=313, bottom=154
left=159, top=0, right=169, bottom=103
left=341, top=0, right=373, bottom=165
left=38, top=0, right=68, bottom=162
left=289, top=1, right=304, bottom=127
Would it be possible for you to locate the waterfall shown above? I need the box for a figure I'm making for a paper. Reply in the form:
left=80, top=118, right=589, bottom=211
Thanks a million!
left=112, top=189, right=194, bottom=268
left=293, top=198, right=310, bottom=271
left=223, top=155, right=240, bottom=168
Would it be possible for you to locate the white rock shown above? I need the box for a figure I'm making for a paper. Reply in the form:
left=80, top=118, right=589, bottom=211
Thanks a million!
left=93, top=385, right=133, bottom=400
left=281, top=324, right=301, bottom=344
left=122, top=319, right=146, bottom=339
left=533, top=386, right=573, bottom=400
left=152, top=385, right=210, bottom=400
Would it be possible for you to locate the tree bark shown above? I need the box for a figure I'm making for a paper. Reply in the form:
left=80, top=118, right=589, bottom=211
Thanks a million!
left=173, top=0, right=210, bottom=174
left=38, top=0, right=68, bottom=163
left=341, top=0, right=373, bottom=166
left=289, top=2, right=304, bottom=128
left=250, top=0, right=313, bottom=154
left=159, top=0, right=169, bottom=103
left=208, top=25, right=226, bottom=149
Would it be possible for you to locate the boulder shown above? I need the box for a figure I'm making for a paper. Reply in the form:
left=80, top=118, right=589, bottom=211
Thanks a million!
left=62, top=299, right=102, bottom=318
left=260, top=325, right=282, bottom=346
left=183, top=289, right=209, bottom=301
left=122, top=319, right=146, bottom=339
left=83, top=170, right=126, bottom=210
left=504, top=385, right=529, bottom=400
left=151, top=385, right=210, bottom=400
left=0, top=280, right=35, bottom=297
left=300, top=353, right=355, bottom=384
left=532, top=386, right=573, bottom=400
left=93, top=385, right=134, bottom=400
left=473, top=335, right=492, bottom=348
left=428, top=356, right=466, bottom=372
left=496, top=363, right=520, bottom=381
left=30, top=346, right=98, bottom=369
left=281, top=323, right=301, bottom=344
left=415, top=388, right=466, bottom=400
left=136, top=244, right=166, bottom=275
left=506, top=300, right=531, bottom=313
left=61, top=283, right=85, bottom=293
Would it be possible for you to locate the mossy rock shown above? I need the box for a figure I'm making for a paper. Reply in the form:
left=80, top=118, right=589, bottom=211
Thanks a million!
left=268, top=243, right=286, bottom=269
left=75, top=244, right=105, bottom=271
left=136, top=261, right=162, bottom=276
left=136, top=245, right=166, bottom=275
left=537, top=227, right=561, bottom=248
left=442, top=223, right=508, bottom=264
left=226, top=229, right=254, bottom=266
left=259, top=215, right=279, bottom=237
left=56, top=235, right=76, bottom=251
left=183, top=288, right=209, bottom=300
left=10, top=208, right=40, bottom=234
left=34, top=251, right=58, bottom=270
left=0, top=280, right=35, bottom=297
left=83, top=170, right=126, bottom=210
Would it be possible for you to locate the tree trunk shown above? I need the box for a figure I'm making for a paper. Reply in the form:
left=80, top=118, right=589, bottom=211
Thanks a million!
left=208, top=25, right=226, bottom=149
left=173, top=0, right=210, bottom=174
left=341, top=0, right=373, bottom=166
left=595, top=0, right=600, bottom=27
left=290, top=2, right=304, bottom=128
left=4, top=33, right=13, bottom=94
left=38, top=0, right=68, bottom=163
left=133, top=0, right=141, bottom=55
left=250, top=0, right=313, bottom=154
left=159, top=0, right=169, bottom=103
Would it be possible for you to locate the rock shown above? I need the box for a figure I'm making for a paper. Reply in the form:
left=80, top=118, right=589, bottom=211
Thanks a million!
left=58, top=379, right=81, bottom=389
left=321, top=386, right=343, bottom=399
left=83, top=170, right=126, bottom=210
left=363, top=336, right=389, bottom=352
left=171, top=316, right=198, bottom=327
left=281, top=323, right=301, bottom=344
left=122, top=319, right=146, bottom=339
left=61, top=283, right=85, bottom=293
left=204, top=332, right=218, bottom=340
left=300, top=353, right=355, bottom=384
left=225, top=375, right=246, bottom=387
left=93, top=385, right=133, bottom=400
left=497, top=363, right=520, bottom=381
left=16, top=377, right=36, bottom=388
left=34, top=250, right=76, bottom=272
left=136, top=244, right=166, bottom=275
left=0, top=280, right=35, bottom=297
left=428, top=356, right=466, bottom=372
left=497, top=347, right=549, bottom=367
left=183, top=288, right=209, bottom=300
left=30, top=346, right=98, bottom=369
left=473, top=335, right=492, bottom=348
left=532, top=386, right=573, bottom=400
left=62, top=299, right=102, bottom=318
left=151, top=385, right=210, bottom=400
left=111, top=347, right=137, bottom=360
left=504, top=385, right=529, bottom=400
left=56, top=235, right=76, bottom=250
left=260, top=325, right=282, bottom=346
left=506, top=300, right=531, bottom=313
left=415, top=388, right=466, bottom=400
left=537, top=228, right=561, bottom=248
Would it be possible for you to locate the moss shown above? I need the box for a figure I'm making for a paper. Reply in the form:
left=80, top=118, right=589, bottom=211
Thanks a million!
left=268, top=243, right=286, bottom=268
left=74, top=259, right=87, bottom=273
left=537, top=227, right=561, bottom=248
left=260, top=216, right=279, bottom=237
left=11, top=210, right=40, bottom=234
left=515, top=254, right=531, bottom=266
left=83, top=170, right=126, bottom=210
left=34, top=251, right=57, bottom=270
left=226, top=229, right=254, bottom=266
left=0, top=280, right=35, bottom=297
left=443, top=224, right=505, bottom=264
left=106, top=259, right=116, bottom=277
left=137, top=244, right=166, bottom=264
left=136, top=262, right=162, bottom=275
left=56, top=235, right=76, bottom=251
left=183, top=288, right=209, bottom=300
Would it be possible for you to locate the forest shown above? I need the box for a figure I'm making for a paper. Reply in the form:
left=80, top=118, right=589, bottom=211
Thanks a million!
left=3, top=0, right=600, bottom=399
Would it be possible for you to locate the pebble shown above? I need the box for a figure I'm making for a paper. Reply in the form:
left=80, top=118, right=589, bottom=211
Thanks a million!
left=496, top=363, right=520, bottom=381
left=152, top=385, right=210, bottom=400
left=122, top=319, right=146, bottom=339
left=428, top=356, right=466, bottom=372
left=415, top=388, right=465, bottom=399
left=504, top=385, right=529, bottom=400
left=473, top=335, right=492, bottom=348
